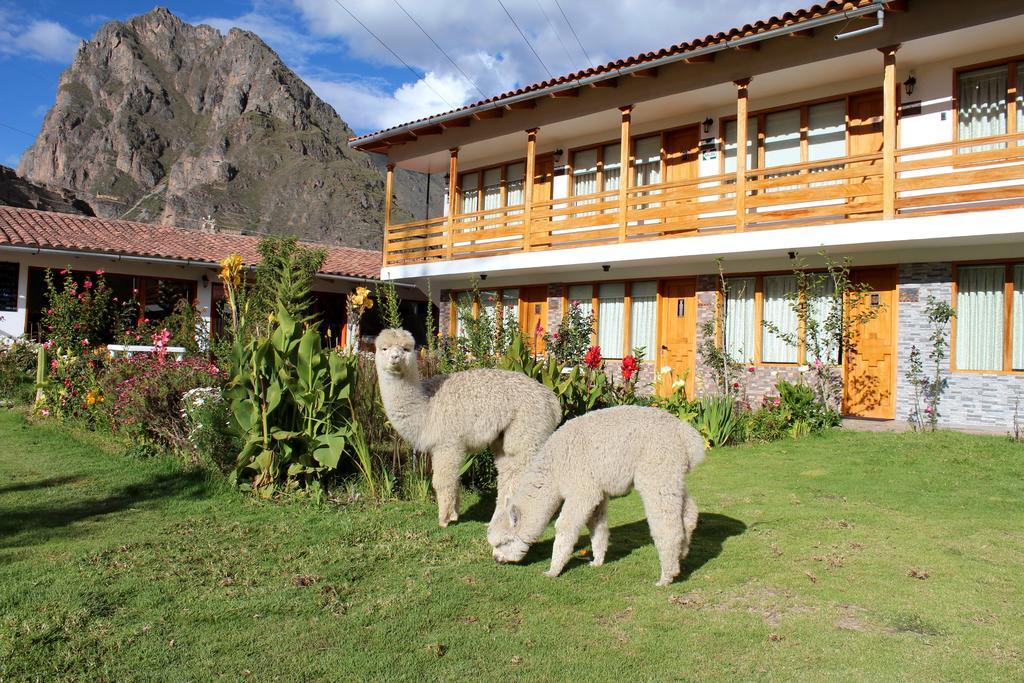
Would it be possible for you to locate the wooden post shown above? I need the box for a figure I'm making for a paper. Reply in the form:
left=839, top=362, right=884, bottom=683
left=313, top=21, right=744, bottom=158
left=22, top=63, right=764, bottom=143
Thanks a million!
left=523, top=128, right=538, bottom=252
left=618, top=105, right=633, bottom=242
left=383, top=162, right=394, bottom=265
left=880, top=45, right=900, bottom=220
left=446, top=148, right=459, bottom=258
left=734, top=79, right=751, bottom=231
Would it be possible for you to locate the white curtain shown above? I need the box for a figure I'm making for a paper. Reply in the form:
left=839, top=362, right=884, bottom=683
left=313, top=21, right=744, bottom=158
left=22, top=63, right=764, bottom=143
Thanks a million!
left=808, top=101, right=846, bottom=161
left=573, top=148, right=598, bottom=196
left=568, top=284, right=594, bottom=326
left=630, top=281, right=658, bottom=358
left=482, top=168, right=502, bottom=212
left=505, top=163, right=525, bottom=206
left=480, top=289, right=498, bottom=330
left=958, top=66, right=1008, bottom=145
left=764, top=109, right=801, bottom=168
left=459, top=172, right=479, bottom=214
left=1013, top=265, right=1024, bottom=371
left=598, top=282, right=625, bottom=358
left=502, top=289, right=520, bottom=330
left=762, top=275, right=798, bottom=363
left=808, top=277, right=839, bottom=364
left=602, top=143, right=621, bottom=191
left=633, top=136, right=661, bottom=187
left=455, top=291, right=473, bottom=337
left=956, top=265, right=1004, bottom=371
left=1018, top=69, right=1024, bottom=144
left=723, top=118, right=758, bottom=173
left=725, top=277, right=755, bottom=363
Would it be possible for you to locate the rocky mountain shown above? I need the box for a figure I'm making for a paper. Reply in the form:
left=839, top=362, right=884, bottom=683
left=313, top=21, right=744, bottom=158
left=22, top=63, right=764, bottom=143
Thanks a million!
left=0, top=165, right=93, bottom=215
left=17, top=7, right=440, bottom=250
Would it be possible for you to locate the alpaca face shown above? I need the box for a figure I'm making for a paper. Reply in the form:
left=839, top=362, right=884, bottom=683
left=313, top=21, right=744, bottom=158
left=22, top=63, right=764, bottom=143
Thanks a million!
left=374, top=328, right=415, bottom=376
left=489, top=505, right=530, bottom=564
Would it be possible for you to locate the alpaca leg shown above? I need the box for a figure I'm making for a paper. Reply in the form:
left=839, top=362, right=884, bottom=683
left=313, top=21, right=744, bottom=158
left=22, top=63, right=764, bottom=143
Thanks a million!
left=545, top=495, right=600, bottom=578
left=585, top=496, right=610, bottom=567
left=489, top=438, right=514, bottom=528
left=637, top=487, right=684, bottom=587
left=681, top=492, right=699, bottom=562
left=431, top=447, right=464, bottom=528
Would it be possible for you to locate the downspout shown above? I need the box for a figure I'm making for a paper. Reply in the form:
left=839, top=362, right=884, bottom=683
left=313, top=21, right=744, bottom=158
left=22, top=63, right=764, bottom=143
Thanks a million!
left=834, top=8, right=885, bottom=40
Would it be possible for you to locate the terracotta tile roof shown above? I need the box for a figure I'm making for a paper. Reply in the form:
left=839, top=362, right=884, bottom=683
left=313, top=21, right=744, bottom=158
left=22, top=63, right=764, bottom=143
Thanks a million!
left=0, top=206, right=382, bottom=280
left=350, top=0, right=881, bottom=147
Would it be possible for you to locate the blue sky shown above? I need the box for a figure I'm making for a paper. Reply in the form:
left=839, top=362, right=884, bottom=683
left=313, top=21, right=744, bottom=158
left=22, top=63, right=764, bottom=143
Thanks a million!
left=0, top=0, right=797, bottom=171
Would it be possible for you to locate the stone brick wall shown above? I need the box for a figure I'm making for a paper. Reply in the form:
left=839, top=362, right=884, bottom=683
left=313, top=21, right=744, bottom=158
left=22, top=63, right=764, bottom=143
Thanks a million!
left=896, top=262, right=1023, bottom=430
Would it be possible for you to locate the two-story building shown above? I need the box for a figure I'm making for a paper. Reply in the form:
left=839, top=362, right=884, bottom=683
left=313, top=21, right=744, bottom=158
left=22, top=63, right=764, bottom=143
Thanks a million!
left=351, top=0, right=1024, bottom=429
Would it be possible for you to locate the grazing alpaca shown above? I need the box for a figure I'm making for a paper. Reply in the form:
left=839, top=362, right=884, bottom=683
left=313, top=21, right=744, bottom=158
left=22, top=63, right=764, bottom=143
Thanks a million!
left=488, top=405, right=704, bottom=586
left=374, top=329, right=561, bottom=528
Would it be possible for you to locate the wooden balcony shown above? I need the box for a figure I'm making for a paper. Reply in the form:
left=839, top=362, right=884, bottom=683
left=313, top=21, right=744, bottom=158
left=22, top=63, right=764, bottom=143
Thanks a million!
left=383, top=133, right=1024, bottom=267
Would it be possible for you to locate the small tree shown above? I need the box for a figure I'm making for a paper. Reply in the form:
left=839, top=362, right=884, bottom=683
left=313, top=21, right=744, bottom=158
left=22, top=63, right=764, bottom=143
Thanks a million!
left=545, top=300, right=595, bottom=366
left=698, top=258, right=744, bottom=396
left=761, top=253, right=881, bottom=412
left=906, top=296, right=955, bottom=431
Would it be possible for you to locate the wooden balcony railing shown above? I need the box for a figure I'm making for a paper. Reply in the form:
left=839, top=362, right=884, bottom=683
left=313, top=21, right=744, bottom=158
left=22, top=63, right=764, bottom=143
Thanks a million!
left=383, top=134, right=1024, bottom=266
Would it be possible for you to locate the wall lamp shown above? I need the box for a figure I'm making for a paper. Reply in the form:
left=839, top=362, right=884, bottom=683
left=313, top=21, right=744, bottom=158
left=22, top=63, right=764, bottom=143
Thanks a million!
left=702, top=117, right=714, bottom=134
left=903, top=74, right=916, bottom=97
left=602, top=264, right=611, bottom=272
left=479, top=273, right=487, bottom=281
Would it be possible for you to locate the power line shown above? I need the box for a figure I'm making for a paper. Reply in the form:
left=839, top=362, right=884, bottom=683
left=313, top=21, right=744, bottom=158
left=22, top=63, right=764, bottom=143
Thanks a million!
left=392, top=0, right=488, bottom=101
left=328, top=0, right=458, bottom=110
left=496, top=0, right=553, bottom=81
left=553, top=0, right=594, bottom=69
left=534, top=0, right=576, bottom=72
left=0, top=121, right=36, bottom=138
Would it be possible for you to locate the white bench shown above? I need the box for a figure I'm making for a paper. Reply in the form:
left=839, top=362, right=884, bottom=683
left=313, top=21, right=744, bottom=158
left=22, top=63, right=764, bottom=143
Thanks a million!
left=107, top=344, right=187, bottom=361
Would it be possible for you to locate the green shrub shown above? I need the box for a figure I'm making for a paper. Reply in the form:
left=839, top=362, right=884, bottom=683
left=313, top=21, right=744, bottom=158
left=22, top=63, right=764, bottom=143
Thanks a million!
left=694, top=394, right=738, bottom=448
left=182, top=387, right=239, bottom=473
left=0, top=340, right=40, bottom=406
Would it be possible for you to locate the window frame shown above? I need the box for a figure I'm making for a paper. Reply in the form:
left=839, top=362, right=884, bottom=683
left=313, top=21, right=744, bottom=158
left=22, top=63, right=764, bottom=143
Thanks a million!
left=718, top=88, right=883, bottom=173
left=950, top=259, right=1024, bottom=374
left=456, top=159, right=527, bottom=216
left=560, top=278, right=660, bottom=360
left=718, top=271, right=843, bottom=366
left=568, top=138, right=622, bottom=198
left=952, top=54, right=1023, bottom=144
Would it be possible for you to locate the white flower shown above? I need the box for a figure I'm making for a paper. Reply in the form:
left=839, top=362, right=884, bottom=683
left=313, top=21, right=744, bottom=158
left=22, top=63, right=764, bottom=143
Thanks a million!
left=798, top=364, right=809, bottom=373
left=672, top=379, right=686, bottom=389
left=660, top=365, right=673, bottom=375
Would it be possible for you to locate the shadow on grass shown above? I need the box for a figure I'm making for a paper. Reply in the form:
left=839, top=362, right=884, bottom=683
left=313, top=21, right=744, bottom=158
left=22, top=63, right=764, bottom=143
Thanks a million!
left=0, top=470, right=212, bottom=553
left=521, top=512, right=747, bottom=578
left=0, top=475, right=87, bottom=496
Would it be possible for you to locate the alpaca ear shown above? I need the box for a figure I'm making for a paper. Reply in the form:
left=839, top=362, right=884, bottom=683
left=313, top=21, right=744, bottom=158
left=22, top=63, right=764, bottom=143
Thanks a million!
left=509, top=505, right=521, bottom=528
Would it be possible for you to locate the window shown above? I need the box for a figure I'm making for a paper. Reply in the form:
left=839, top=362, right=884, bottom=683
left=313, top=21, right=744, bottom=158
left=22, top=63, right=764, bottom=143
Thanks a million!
left=570, top=143, right=622, bottom=200
left=953, top=263, right=1024, bottom=372
left=633, top=136, right=661, bottom=187
left=722, top=98, right=848, bottom=172
left=764, top=109, right=801, bottom=169
left=761, top=275, right=798, bottom=363
left=0, top=261, right=17, bottom=312
left=724, top=274, right=838, bottom=365
left=565, top=281, right=656, bottom=359
left=629, top=281, right=657, bottom=358
left=723, top=118, right=757, bottom=174
left=724, top=277, right=756, bottom=363
left=958, top=65, right=1008, bottom=145
left=807, top=101, right=846, bottom=161
left=458, top=161, right=527, bottom=215
left=451, top=287, right=520, bottom=337
left=572, top=148, right=598, bottom=196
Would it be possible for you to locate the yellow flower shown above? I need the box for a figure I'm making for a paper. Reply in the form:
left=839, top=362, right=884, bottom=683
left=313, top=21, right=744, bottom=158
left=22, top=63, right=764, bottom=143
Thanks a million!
left=355, top=286, right=370, bottom=298
left=85, top=389, right=104, bottom=406
left=219, top=254, right=243, bottom=285
left=364, top=298, right=374, bottom=310
left=350, top=294, right=365, bottom=307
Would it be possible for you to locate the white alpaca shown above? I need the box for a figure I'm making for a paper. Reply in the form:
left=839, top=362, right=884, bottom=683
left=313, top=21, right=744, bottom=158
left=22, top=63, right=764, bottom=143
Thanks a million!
left=488, top=405, right=705, bottom=586
left=374, top=329, right=561, bottom=528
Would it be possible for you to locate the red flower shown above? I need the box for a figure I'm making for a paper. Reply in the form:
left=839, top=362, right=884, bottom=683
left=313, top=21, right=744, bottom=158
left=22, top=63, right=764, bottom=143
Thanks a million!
left=584, top=346, right=603, bottom=370
left=621, top=355, right=639, bottom=381
left=748, top=366, right=755, bottom=373
left=732, top=381, right=740, bottom=389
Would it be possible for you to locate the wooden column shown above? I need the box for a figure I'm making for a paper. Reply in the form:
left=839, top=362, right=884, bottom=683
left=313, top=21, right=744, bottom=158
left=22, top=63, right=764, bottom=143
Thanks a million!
left=618, top=105, right=633, bottom=242
left=880, top=45, right=900, bottom=220
left=734, top=79, right=751, bottom=231
left=445, top=148, right=459, bottom=258
left=383, top=162, right=394, bottom=265
left=523, top=128, right=538, bottom=252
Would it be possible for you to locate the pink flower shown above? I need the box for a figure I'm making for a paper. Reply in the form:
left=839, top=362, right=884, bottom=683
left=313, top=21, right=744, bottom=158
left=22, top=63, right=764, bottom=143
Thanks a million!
left=924, top=406, right=933, bottom=414
left=534, top=319, right=544, bottom=334
left=813, top=358, right=822, bottom=370
left=81, top=339, right=89, bottom=346
left=50, top=359, right=58, bottom=369
left=47, top=308, right=54, bottom=315
left=132, top=288, right=139, bottom=295
left=83, top=280, right=93, bottom=289
left=552, top=332, right=560, bottom=340
left=95, top=269, right=104, bottom=275
left=59, top=269, right=68, bottom=275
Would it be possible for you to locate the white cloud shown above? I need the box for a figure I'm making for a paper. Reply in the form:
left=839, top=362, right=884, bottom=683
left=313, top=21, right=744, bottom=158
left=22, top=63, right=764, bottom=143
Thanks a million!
left=2, top=19, right=81, bottom=62
left=287, top=0, right=800, bottom=131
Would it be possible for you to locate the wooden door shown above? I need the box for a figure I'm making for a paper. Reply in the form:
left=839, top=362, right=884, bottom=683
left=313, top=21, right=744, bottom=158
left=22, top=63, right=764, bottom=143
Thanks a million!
left=843, top=267, right=897, bottom=419
left=657, top=278, right=697, bottom=397
left=663, top=127, right=700, bottom=235
left=848, top=90, right=884, bottom=217
left=520, top=285, right=549, bottom=354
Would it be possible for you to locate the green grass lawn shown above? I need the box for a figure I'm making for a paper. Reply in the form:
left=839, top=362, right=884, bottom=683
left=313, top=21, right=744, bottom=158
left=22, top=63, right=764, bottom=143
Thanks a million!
left=1, top=410, right=1022, bottom=681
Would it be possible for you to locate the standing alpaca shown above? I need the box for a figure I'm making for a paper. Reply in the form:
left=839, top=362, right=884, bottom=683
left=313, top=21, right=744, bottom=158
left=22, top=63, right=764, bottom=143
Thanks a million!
left=374, top=329, right=561, bottom=528
left=489, top=405, right=705, bottom=586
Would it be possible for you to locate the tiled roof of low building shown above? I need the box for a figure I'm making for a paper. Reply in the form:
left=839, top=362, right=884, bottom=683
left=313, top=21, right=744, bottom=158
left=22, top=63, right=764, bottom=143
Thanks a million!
left=350, top=0, right=883, bottom=147
left=0, top=206, right=383, bottom=280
